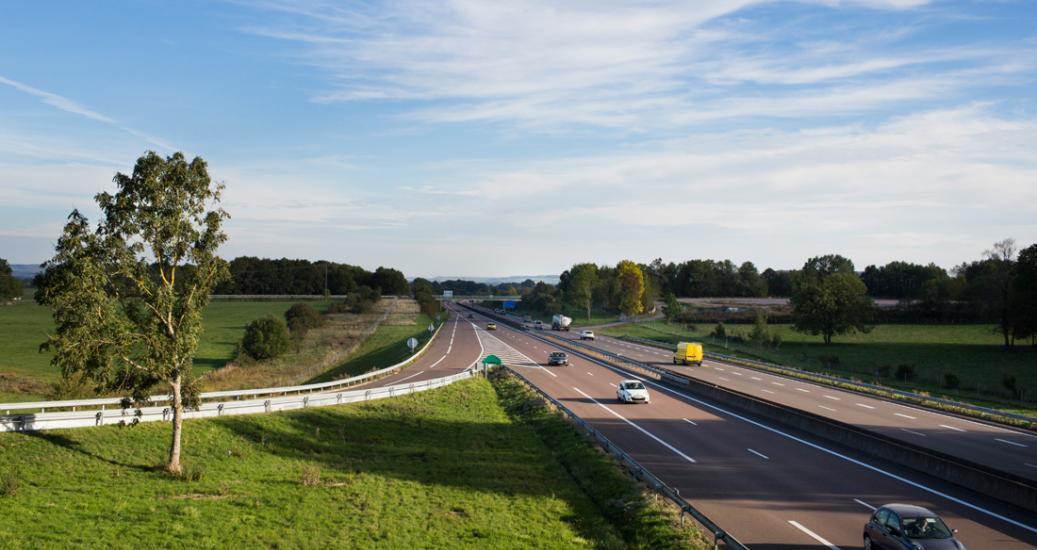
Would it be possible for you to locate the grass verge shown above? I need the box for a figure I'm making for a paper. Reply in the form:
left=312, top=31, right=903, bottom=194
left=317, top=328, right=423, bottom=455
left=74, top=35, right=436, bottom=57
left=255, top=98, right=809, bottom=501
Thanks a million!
left=308, top=313, right=435, bottom=383
left=0, top=377, right=693, bottom=548
left=491, top=369, right=710, bottom=549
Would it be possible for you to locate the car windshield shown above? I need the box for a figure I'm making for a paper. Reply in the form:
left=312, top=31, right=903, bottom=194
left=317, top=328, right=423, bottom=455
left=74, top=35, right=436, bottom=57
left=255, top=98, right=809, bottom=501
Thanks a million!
left=901, top=516, right=953, bottom=539
left=624, top=382, right=646, bottom=390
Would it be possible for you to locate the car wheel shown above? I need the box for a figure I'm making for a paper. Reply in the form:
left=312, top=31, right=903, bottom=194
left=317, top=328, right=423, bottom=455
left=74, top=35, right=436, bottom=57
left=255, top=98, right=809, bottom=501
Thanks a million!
left=863, top=536, right=872, bottom=550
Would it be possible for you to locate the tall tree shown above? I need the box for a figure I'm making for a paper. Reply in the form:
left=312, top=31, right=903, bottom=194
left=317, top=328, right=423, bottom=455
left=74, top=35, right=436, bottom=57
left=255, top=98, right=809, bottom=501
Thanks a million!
left=36, top=151, right=229, bottom=475
left=792, top=271, right=872, bottom=344
left=616, top=260, right=645, bottom=316
left=0, top=258, right=23, bottom=301
left=801, top=254, right=856, bottom=283
left=1014, top=243, right=1037, bottom=345
left=567, top=263, right=598, bottom=319
left=984, top=239, right=1018, bottom=348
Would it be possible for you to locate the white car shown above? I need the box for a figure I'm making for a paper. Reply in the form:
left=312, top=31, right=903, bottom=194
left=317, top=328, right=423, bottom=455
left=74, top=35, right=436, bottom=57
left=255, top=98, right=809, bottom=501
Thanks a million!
left=616, top=380, right=650, bottom=404
left=580, top=329, right=595, bottom=340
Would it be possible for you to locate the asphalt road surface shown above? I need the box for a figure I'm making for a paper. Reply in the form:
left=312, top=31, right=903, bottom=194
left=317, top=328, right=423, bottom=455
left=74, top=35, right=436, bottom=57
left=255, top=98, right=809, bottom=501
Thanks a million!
left=463, top=307, right=1037, bottom=549
left=543, top=326, right=1037, bottom=483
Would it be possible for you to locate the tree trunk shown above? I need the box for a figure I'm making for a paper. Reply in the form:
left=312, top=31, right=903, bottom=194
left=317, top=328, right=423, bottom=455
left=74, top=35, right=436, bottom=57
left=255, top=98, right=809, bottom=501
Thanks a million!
left=167, top=374, right=184, bottom=475
left=586, top=301, right=591, bottom=321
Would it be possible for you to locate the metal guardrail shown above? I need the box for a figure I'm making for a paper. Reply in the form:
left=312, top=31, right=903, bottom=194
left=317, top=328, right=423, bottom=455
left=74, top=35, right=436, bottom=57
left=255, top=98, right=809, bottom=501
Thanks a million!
left=501, top=363, right=746, bottom=550
left=0, top=318, right=445, bottom=419
left=618, top=334, right=1037, bottom=429
left=1, top=364, right=484, bottom=432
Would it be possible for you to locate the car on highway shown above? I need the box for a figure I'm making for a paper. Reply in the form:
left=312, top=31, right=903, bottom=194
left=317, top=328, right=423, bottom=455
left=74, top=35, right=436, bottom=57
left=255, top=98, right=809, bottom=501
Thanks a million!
left=547, top=351, right=569, bottom=366
left=486, top=322, right=497, bottom=330
left=616, top=380, right=650, bottom=404
left=673, top=341, right=703, bottom=366
left=580, top=329, right=595, bottom=340
left=864, top=504, right=963, bottom=550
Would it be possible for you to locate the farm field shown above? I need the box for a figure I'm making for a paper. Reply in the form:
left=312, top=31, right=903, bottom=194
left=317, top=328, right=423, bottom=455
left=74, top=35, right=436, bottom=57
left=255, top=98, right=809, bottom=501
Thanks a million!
left=602, top=321, right=1037, bottom=415
left=0, top=299, right=333, bottom=401
left=0, top=375, right=701, bottom=549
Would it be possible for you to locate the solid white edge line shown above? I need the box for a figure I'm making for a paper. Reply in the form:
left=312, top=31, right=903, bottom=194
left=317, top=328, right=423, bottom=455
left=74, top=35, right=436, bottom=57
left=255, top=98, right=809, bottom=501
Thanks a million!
left=788, top=520, right=840, bottom=550
left=573, top=386, right=696, bottom=464
left=747, top=448, right=769, bottom=460
left=574, top=353, right=1037, bottom=535
left=395, top=370, right=425, bottom=383
left=854, top=498, right=876, bottom=511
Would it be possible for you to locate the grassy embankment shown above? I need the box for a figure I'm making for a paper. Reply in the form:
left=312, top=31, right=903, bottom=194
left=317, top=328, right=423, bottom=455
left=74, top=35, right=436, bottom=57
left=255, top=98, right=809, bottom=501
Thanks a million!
left=0, top=297, right=419, bottom=400
left=603, top=321, right=1037, bottom=416
left=0, top=375, right=704, bottom=549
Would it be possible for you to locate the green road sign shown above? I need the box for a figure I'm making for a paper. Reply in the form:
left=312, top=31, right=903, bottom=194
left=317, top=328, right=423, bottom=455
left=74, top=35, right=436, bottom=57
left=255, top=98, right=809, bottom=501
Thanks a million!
left=482, top=354, right=502, bottom=366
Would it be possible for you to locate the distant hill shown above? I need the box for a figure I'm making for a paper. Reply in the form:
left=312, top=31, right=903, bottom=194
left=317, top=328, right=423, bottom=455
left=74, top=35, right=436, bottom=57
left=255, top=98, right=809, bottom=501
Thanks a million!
left=10, top=264, right=42, bottom=281
left=429, top=275, right=559, bottom=285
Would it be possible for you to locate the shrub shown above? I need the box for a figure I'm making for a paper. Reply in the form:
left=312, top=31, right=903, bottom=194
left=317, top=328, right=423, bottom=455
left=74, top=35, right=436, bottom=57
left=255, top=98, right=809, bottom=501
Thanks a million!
left=895, top=364, right=916, bottom=382
left=750, top=311, right=770, bottom=346
left=1003, top=375, right=1021, bottom=400
left=0, top=471, right=18, bottom=497
left=284, top=303, right=322, bottom=334
left=943, top=373, right=960, bottom=390
left=769, top=333, right=782, bottom=349
left=301, top=464, right=321, bottom=486
left=876, top=365, right=892, bottom=378
left=241, top=316, right=291, bottom=360
left=711, top=322, right=727, bottom=339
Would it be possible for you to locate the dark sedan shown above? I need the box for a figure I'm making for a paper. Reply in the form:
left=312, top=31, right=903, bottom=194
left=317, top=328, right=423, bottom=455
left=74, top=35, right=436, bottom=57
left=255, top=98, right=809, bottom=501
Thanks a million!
left=864, top=503, right=964, bottom=550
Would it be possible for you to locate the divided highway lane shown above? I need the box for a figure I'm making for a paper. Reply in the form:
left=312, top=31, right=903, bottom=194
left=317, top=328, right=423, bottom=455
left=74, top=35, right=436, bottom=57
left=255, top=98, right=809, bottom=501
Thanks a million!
left=471, top=312, right=1037, bottom=549
left=355, top=309, right=484, bottom=389
left=554, top=330, right=1037, bottom=482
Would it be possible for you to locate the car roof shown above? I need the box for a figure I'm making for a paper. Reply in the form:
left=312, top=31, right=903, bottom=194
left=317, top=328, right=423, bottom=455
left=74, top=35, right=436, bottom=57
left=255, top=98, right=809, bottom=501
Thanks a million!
left=881, top=503, right=936, bottom=517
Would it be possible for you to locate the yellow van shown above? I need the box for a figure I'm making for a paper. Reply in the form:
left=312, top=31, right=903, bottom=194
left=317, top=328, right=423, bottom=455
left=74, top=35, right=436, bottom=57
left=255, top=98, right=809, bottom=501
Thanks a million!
left=673, top=342, right=703, bottom=366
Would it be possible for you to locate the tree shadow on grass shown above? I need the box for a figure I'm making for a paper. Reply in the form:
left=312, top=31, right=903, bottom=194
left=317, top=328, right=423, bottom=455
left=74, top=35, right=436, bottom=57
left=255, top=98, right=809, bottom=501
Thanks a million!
left=216, top=407, right=616, bottom=545
left=16, top=429, right=157, bottom=472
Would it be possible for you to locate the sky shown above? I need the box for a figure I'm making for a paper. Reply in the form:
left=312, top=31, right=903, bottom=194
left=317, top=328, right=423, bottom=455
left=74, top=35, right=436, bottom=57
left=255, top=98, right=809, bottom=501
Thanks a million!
left=1, top=1, right=1035, bottom=278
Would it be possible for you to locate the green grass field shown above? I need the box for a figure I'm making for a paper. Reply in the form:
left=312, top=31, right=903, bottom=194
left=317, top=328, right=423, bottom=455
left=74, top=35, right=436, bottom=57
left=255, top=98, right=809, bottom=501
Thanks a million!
left=603, top=321, right=1037, bottom=414
left=309, top=313, right=434, bottom=383
left=0, top=299, right=332, bottom=401
left=0, top=376, right=701, bottom=548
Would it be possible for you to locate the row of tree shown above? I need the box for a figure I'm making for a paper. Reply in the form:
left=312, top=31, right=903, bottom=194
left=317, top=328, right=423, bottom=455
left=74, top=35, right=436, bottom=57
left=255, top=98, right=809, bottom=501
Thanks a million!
left=213, top=257, right=410, bottom=296
left=0, top=258, right=23, bottom=301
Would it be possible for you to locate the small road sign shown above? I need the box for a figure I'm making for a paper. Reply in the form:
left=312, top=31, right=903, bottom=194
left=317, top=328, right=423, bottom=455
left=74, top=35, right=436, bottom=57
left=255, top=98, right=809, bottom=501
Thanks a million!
left=407, top=337, right=419, bottom=352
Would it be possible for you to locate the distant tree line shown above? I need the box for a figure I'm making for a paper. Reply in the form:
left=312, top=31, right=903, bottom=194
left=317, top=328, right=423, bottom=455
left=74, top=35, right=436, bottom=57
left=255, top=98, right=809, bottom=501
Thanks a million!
left=0, top=258, right=23, bottom=302
left=213, top=257, right=410, bottom=296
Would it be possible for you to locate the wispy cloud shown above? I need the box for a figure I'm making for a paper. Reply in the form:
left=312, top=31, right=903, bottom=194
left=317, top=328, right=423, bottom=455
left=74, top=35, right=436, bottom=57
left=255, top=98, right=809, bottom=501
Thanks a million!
left=240, top=0, right=1026, bottom=131
left=0, top=75, right=174, bottom=150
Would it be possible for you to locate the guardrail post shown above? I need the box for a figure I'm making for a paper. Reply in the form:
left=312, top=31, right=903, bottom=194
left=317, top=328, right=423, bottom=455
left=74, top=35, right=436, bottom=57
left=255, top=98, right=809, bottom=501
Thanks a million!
left=302, top=396, right=309, bottom=408
left=336, top=393, right=342, bottom=404
left=264, top=400, right=271, bottom=413
left=217, top=403, right=224, bottom=416
left=95, top=411, right=103, bottom=426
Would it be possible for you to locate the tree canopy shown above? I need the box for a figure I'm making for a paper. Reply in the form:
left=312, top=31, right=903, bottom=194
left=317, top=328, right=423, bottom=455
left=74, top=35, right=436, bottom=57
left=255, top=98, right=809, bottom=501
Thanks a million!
left=36, top=151, right=229, bottom=474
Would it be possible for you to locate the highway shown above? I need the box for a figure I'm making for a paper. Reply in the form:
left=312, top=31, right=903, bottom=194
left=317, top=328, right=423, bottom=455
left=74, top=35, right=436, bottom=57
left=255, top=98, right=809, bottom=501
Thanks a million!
left=354, top=309, right=485, bottom=389
left=544, top=326, right=1037, bottom=483
left=455, top=306, right=1037, bottom=549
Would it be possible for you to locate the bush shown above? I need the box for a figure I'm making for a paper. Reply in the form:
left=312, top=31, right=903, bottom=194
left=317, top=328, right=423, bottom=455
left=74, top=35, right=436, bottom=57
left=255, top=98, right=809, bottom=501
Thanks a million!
left=300, top=464, right=321, bottom=486
left=711, top=322, right=727, bottom=339
left=876, top=365, right=892, bottom=378
left=0, top=471, right=18, bottom=497
left=769, top=333, right=782, bottom=349
left=241, top=316, right=291, bottom=360
left=284, top=303, right=322, bottom=334
left=943, top=373, right=960, bottom=390
left=1003, top=375, right=1021, bottom=400
left=895, top=364, right=916, bottom=382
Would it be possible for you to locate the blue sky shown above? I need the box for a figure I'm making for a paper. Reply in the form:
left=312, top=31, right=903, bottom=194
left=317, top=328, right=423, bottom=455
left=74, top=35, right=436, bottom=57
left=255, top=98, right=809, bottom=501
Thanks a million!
left=2, top=1, right=1035, bottom=277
